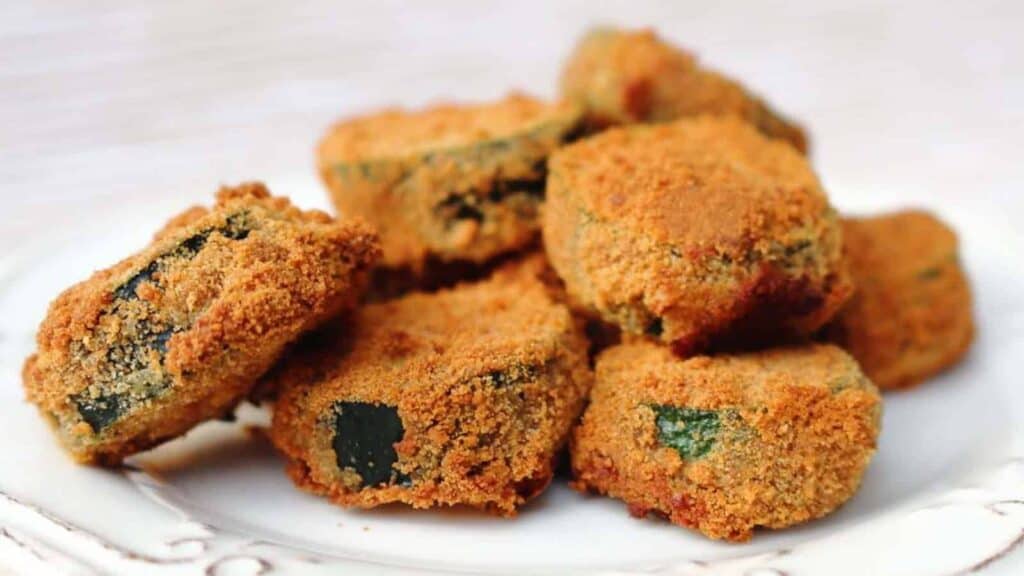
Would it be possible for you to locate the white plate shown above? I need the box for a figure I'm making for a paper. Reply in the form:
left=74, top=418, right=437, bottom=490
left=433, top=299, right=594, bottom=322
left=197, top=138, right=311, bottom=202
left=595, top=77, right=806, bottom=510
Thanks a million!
left=0, top=202, right=1022, bottom=576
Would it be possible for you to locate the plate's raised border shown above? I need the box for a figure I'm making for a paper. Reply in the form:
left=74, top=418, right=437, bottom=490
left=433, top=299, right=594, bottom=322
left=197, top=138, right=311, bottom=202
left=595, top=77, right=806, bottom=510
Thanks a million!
left=1, top=457, right=1023, bottom=575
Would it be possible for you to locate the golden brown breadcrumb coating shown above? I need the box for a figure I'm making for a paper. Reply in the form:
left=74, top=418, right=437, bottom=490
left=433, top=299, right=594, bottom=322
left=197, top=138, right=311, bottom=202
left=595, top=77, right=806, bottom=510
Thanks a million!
left=825, top=211, right=974, bottom=390
left=317, top=92, right=582, bottom=277
left=494, top=251, right=623, bottom=363
left=268, top=264, right=592, bottom=515
left=559, top=27, right=808, bottom=152
left=571, top=342, right=880, bottom=541
left=23, top=183, right=380, bottom=465
left=543, top=116, right=851, bottom=355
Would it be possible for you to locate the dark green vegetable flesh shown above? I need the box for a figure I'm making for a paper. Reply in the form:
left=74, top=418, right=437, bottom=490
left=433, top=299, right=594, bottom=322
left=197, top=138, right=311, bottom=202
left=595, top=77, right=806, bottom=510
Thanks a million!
left=436, top=194, right=485, bottom=223
left=652, top=405, right=721, bottom=459
left=71, top=375, right=171, bottom=432
left=74, top=212, right=254, bottom=432
left=485, top=161, right=547, bottom=202
left=782, top=239, right=814, bottom=260
left=113, top=212, right=252, bottom=301
left=482, top=363, right=541, bottom=388
left=645, top=318, right=664, bottom=337
left=72, top=393, right=127, bottom=432
left=333, top=401, right=409, bottom=488
left=434, top=171, right=546, bottom=227
left=150, top=327, right=175, bottom=354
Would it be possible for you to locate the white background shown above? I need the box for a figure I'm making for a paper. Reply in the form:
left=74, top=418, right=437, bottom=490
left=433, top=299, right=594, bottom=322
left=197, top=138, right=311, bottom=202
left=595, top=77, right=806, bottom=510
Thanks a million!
left=1, top=1, right=1021, bottom=574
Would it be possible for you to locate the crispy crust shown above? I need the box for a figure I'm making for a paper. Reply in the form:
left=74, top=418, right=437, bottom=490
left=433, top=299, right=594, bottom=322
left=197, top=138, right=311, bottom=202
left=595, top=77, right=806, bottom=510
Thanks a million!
left=542, top=117, right=851, bottom=354
left=825, top=211, right=975, bottom=390
left=571, top=342, right=881, bottom=541
left=268, top=264, right=592, bottom=515
left=22, top=183, right=380, bottom=465
left=317, top=93, right=582, bottom=272
left=494, top=251, right=623, bottom=363
left=559, top=27, right=808, bottom=152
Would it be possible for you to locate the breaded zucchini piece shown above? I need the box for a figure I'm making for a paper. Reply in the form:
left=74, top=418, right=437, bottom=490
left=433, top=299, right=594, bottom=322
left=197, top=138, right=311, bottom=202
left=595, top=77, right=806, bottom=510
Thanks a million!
left=268, top=265, right=592, bottom=515
left=318, top=93, right=582, bottom=277
left=559, top=27, right=808, bottom=152
left=543, top=116, right=851, bottom=355
left=571, top=342, right=881, bottom=541
left=826, top=211, right=974, bottom=389
left=22, top=183, right=380, bottom=464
